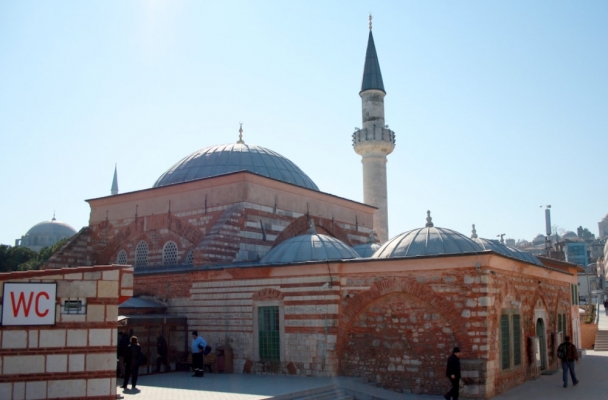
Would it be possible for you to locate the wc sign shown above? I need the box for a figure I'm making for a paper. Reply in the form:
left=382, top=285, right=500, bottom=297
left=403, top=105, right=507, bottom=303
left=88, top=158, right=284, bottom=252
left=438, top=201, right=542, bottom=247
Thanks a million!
left=2, top=283, right=57, bottom=326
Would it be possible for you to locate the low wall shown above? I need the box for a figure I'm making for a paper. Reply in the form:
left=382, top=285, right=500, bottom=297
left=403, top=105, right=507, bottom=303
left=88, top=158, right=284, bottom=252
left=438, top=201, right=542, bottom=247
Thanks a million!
left=0, top=265, right=133, bottom=399
left=580, top=323, right=597, bottom=349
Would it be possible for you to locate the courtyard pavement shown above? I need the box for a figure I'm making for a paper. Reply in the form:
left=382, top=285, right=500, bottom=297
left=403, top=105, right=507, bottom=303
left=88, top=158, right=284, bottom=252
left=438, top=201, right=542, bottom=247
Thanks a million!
left=117, top=304, right=608, bottom=399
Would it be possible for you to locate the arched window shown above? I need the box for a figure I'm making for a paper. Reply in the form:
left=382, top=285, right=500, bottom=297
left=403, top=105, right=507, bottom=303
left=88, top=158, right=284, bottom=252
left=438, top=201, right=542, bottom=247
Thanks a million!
left=163, top=241, right=178, bottom=265
left=185, top=249, right=194, bottom=265
left=117, top=250, right=127, bottom=265
left=135, top=241, right=148, bottom=267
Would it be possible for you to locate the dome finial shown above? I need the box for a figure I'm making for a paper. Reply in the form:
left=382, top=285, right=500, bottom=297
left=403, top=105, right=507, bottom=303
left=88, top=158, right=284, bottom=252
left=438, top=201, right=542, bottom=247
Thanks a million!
left=425, top=210, right=434, bottom=227
left=471, top=224, right=478, bottom=239
left=369, top=14, right=372, bottom=30
left=237, top=122, right=245, bottom=144
left=308, top=219, right=317, bottom=234
left=52, top=210, right=56, bottom=221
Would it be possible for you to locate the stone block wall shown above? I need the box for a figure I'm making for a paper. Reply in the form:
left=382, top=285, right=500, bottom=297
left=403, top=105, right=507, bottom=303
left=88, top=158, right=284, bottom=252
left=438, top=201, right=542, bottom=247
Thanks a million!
left=0, top=265, right=133, bottom=400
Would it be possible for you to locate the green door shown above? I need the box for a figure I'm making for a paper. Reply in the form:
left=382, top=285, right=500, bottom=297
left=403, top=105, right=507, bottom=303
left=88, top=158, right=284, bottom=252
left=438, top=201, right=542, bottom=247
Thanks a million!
left=258, top=306, right=280, bottom=361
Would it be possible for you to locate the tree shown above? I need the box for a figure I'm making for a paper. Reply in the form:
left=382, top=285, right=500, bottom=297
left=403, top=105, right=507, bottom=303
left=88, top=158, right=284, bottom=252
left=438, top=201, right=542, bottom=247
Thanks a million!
left=577, top=226, right=596, bottom=242
left=0, top=245, right=38, bottom=272
left=16, top=238, right=71, bottom=271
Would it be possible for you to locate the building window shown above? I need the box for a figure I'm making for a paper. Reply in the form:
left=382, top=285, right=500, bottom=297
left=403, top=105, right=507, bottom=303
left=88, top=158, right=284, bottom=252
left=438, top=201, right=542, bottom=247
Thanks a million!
left=135, top=241, right=148, bottom=267
left=163, top=241, right=178, bottom=265
left=558, top=313, right=567, bottom=334
left=501, top=310, right=522, bottom=370
left=570, top=284, right=579, bottom=305
left=185, top=250, right=194, bottom=265
left=258, top=306, right=280, bottom=361
left=117, top=250, right=127, bottom=265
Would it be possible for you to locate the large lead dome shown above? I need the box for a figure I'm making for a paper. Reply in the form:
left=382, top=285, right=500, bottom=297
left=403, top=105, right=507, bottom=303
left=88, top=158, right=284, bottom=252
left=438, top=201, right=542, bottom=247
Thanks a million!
left=153, top=142, right=319, bottom=190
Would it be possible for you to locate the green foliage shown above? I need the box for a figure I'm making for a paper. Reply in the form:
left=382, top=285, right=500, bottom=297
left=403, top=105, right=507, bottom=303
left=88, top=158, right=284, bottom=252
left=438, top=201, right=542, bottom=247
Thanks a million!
left=0, top=245, right=38, bottom=272
left=0, top=238, right=71, bottom=272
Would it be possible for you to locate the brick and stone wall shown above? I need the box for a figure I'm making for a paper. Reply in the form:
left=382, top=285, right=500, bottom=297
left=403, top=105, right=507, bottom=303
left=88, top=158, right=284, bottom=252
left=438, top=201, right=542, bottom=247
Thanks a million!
left=44, top=173, right=376, bottom=271
left=132, top=253, right=577, bottom=399
left=0, top=265, right=133, bottom=400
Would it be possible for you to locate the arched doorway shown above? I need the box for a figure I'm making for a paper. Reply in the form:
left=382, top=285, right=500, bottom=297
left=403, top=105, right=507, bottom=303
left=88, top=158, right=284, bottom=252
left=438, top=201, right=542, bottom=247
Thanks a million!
left=536, top=318, right=547, bottom=370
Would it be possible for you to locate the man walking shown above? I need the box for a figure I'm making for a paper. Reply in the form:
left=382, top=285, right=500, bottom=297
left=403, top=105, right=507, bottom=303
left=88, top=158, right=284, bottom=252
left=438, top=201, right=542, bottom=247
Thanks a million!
left=191, top=330, right=207, bottom=377
left=444, top=347, right=461, bottom=400
left=156, top=331, right=171, bottom=372
left=557, top=335, right=579, bottom=388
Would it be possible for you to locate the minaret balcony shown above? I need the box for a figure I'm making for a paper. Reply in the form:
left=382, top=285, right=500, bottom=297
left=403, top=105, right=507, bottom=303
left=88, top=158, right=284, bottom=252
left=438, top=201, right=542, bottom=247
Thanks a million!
left=352, top=126, right=396, bottom=155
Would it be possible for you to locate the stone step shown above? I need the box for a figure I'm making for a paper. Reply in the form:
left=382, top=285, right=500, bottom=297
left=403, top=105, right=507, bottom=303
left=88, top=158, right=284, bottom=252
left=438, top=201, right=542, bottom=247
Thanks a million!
left=270, top=385, right=353, bottom=400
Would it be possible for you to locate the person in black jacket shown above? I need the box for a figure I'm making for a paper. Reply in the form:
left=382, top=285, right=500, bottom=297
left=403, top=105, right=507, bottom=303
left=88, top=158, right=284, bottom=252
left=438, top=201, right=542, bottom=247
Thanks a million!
left=444, top=346, right=461, bottom=400
left=121, top=336, right=142, bottom=390
left=156, top=331, right=171, bottom=373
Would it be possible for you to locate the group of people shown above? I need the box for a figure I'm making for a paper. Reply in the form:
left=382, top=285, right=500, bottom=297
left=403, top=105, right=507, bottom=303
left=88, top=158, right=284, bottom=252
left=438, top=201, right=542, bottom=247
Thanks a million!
left=116, top=330, right=173, bottom=391
left=443, top=335, right=580, bottom=399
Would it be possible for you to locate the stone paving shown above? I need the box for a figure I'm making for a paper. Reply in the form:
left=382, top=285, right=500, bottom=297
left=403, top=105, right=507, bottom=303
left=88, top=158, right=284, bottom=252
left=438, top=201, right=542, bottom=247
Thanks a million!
left=118, top=304, right=608, bottom=399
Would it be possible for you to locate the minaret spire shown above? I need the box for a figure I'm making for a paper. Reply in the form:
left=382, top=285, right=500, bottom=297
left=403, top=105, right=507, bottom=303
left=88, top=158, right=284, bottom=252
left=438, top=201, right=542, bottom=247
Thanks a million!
left=111, top=164, right=119, bottom=195
left=352, top=17, right=395, bottom=244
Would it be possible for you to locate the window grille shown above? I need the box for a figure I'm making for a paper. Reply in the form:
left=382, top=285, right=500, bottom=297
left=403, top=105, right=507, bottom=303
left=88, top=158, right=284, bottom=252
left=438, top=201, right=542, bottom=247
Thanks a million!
left=163, top=241, right=178, bottom=265
left=185, top=250, right=194, bottom=265
left=117, top=250, right=127, bottom=265
left=513, top=315, right=521, bottom=366
left=500, top=315, right=510, bottom=370
left=135, top=241, right=148, bottom=267
left=258, top=306, right=280, bottom=361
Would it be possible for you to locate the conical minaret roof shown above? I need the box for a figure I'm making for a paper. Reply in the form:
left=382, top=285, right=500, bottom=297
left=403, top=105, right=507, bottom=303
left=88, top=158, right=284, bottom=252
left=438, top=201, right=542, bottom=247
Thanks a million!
left=111, top=164, right=119, bottom=195
left=360, top=29, right=385, bottom=94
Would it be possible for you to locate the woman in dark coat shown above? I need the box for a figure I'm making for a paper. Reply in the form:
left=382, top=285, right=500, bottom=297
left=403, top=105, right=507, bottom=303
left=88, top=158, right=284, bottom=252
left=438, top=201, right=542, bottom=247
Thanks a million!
left=121, top=336, right=142, bottom=390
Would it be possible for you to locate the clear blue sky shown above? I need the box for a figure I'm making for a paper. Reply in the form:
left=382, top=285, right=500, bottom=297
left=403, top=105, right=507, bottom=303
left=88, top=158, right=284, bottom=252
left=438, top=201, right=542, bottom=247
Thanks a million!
left=1, top=1, right=607, bottom=247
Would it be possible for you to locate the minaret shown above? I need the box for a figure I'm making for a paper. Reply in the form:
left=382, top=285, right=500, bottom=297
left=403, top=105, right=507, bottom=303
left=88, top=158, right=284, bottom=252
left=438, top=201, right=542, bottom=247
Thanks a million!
left=111, top=164, right=119, bottom=195
left=352, top=16, right=395, bottom=243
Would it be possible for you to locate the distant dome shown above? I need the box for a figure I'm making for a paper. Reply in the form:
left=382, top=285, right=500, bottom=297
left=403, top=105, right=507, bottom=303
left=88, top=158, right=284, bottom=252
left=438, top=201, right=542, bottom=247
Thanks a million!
left=532, top=234, right=546, bottom=246
left=562, top=231, right=581, bottom=242
left=373, top=212, right=483, bottom=259
left=260, top=221, right=359, bottom=264
left=473, top=238, right=543, bottom=266
left=153, top=142, right=319, bottom=191
left=20, top=218, right=77, bottom=252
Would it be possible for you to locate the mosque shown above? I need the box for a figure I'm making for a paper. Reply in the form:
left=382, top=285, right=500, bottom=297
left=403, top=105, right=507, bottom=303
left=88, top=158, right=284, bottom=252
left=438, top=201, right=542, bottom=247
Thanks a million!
left=15, top=214, right=77, bottom=252
left=42, top=23, right=582, bottom=398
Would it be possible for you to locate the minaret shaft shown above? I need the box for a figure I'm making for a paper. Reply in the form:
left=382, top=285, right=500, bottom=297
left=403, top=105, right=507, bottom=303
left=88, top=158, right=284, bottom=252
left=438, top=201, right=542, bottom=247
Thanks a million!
left=352, top=28, right=395, bottom=244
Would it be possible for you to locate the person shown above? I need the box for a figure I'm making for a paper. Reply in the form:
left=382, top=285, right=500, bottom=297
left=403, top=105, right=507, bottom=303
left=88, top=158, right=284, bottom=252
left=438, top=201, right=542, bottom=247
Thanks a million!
left=117, top=330, right=131, bottom=378
left=191, top=330, right=207, bottom=377
left=122, top=336, right=142, bottom=390
left=444, top=347, right=461, bottom=400
left=557, top=335, right=579, bottom=388
left=603, top=298, right=608, bottom=316
left=156, top=331, right=171, bottom=372
left=117, top=331, right=125, bottom=377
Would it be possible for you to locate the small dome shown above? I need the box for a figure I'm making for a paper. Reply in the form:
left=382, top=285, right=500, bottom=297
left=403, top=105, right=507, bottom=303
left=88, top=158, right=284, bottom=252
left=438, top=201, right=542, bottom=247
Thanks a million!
left=353, top=231, right=381, bottom=257
left=373, top=212, right=483, bottom=259
left=473, top=238, right=543, bottom=266
left=260, top=221, right=359, bottom=264
left=154, top=142, right=319, bottom=191
left=505, top=245, right=544, bottom=266
left=20, top=218, right=77, bottom=251
left=353, top=242, right=381, bottom=258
